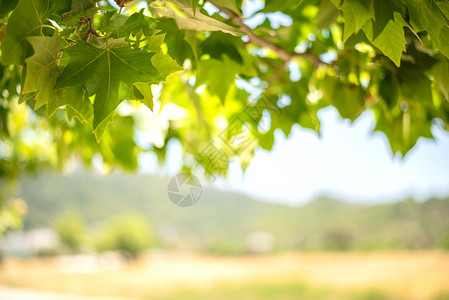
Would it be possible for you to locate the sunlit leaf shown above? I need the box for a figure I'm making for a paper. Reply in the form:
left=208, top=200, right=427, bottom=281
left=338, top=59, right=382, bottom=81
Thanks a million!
left=151, top=0, right=245, bottom=36
left=23, top=33, right=61, bottom=109
left=1, top=0, right=51, bottom=65
left=55, top=40, right=166, bottom=128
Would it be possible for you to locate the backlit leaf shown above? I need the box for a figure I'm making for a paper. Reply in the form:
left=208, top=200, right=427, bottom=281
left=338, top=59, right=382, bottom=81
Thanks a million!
left=1, top=0, right=50, bottom=65
left=55, top=40, right=166, bottom=128
left=151, top=0, right=245, bottom=36
left=23, top=33, right=61, bottom=109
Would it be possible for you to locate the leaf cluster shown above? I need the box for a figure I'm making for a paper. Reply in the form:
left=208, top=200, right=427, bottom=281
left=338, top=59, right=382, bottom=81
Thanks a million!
left=0, top=0, right=448, bottom=177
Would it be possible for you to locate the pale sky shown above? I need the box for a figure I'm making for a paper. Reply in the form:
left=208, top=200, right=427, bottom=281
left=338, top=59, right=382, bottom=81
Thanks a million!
left=220, top=107, right=449, bottom=205
left=138, top=106, right=449, bottom=205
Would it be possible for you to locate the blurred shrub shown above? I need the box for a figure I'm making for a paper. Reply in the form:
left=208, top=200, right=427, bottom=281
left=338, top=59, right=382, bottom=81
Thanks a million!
left=203, top=241, right=245, bottom=256
left=96, top=213, right=154, bottom=258
left=439, top=233, right=449, bottom=250
left=53, top=211, right=86, bottom=253
left=0, top=198, right=27, bottom=235
left=433, top=292, right=449, bottom=300
left=323, top=229, right=354, bottom=251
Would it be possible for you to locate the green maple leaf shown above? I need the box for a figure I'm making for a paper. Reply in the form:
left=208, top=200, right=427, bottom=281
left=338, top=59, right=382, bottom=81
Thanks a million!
left=152, top=0, right=244, bottom=36
left=404, top=0, right=449, bottom=59
left=146, top=34, right=166, bottom=52
left=47, top=85, right=93, bottom=124
left=23, top=33, right=61, bottom=110
left=1, top=0, right=51, bottom=65
left=371, top=0, right=401, bottom=39
left=133, top=82, right=154, bottom=111
left=362, top=12, right=407, bottom=67
left=55, top=40, right=167, bottom=129
left=103, top=9, right=157, bottom=39
left=374, top=106, right=433, bottom=156
left=151, top=52, right=183, bottom=78
left=93, top=111, right=115, bottom=143
left=48, top=84, right=115, bottom=143
left=432, top=59, right=449, bottom=101
left=340, top=0, right=373, bottom=42
left=212, top=0, right=241, bottom=15
left=62, top=0, right=96, bottom=25
left=196, top=58, right=237, bottom=103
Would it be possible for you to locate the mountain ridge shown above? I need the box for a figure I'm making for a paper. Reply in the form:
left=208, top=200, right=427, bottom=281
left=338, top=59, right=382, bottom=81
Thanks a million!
left=12, top=172, right=449, bottom=252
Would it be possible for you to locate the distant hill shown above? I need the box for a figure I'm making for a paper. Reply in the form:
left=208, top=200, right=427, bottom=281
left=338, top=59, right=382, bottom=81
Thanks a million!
left=13, top=172, right=449, bottom=253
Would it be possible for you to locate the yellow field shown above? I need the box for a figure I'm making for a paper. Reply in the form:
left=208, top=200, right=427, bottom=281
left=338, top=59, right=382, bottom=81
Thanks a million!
left=0, top=251, right=448, bottom=299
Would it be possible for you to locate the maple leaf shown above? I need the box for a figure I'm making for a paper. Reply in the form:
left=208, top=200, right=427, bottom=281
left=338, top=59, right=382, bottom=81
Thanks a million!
left=1, top=0, right=50, bottom=65
left=23, top=33, right=60, bottom=109
left=55, top=40, right=165, bottom=128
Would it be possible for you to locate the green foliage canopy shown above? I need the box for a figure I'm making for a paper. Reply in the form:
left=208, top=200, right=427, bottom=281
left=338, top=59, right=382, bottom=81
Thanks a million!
left=0, top=0, right=449, bottom=177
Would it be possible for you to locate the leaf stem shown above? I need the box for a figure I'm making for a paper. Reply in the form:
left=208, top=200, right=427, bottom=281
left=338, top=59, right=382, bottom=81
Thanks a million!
left=83, top=3, right=99, bottom=42
left=83, top=15, right=96, bottom=42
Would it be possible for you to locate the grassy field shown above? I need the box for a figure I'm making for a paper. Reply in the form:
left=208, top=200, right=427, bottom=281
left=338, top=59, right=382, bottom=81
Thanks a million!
left=0, top=251, right=448, bottom=299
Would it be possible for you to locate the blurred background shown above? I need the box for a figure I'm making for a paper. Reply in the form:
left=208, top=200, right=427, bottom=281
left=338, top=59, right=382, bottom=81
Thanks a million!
left=1, top=0, right=449, bottom=299
left=1, top=105, right=449, bottom=300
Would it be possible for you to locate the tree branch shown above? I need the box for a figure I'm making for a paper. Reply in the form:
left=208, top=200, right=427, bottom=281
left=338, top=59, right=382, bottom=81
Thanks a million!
left=206, top=0, right=328, bottom=66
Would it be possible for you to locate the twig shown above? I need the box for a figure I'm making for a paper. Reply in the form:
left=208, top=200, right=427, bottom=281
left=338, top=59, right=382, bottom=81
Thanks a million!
left=83, top=15, right=96, bottom=42
left=83, top=2, right=99, bottom=42
left=206, top=0, right=328, bottom=66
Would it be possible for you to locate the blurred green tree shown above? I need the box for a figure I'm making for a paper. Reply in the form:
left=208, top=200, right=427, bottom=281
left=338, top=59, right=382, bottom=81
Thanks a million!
left=96, top=213, right=155, bottom=258
left=53, top=211, right=87, bottom=253
left=0, top=197, right=27, bottom=235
